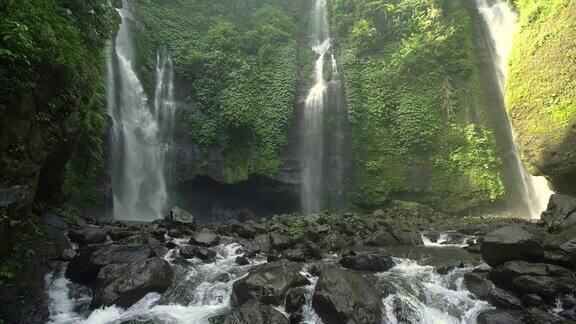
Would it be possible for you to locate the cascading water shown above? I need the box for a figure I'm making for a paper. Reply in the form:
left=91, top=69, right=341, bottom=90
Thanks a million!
left=107, top=1, right=175, bottom=221
left=475, top=0, right=553, bottom=218
left=301, top=0, right=340, bottom=215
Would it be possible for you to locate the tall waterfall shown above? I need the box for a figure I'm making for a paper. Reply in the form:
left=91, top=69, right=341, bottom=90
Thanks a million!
left=107, top=1, right=175, bottom=221
left=476, top=0, right=553, bottom=218
left=301, top=0, right=331, bottom=215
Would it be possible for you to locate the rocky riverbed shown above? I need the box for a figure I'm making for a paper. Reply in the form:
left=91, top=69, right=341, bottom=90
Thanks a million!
left=26, top=196, right=576, bottom=323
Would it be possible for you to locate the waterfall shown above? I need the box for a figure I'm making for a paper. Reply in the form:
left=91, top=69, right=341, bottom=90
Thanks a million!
left=476, top=0, right=553, bottom=218
left=107, top=1, right=175, bottom=221
left=301, top=0, right=331, bottom=216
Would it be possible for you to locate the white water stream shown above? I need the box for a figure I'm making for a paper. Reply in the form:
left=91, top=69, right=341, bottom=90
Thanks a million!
left=107, top=1, right=175, bottom=221
left=476, top=0, right=553, bottom=219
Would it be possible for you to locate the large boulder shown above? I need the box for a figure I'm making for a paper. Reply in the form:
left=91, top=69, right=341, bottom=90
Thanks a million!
left=190, top=230, right=220, bottom=247
left=67, top=226, right=108, bottom=245
left=339, top=250, right=395, bottom=272
left=540, top=194, right=576, bottom=229
left=480, top=226, right=543, bottom=267
left=512, top=275, right=576, bottom=300
left=388, top=228, right=422, bottom=246
left=364, top=230, right=398, bottom=246
left=166, top=207, right=196, bottom=228
left=66, top=243, right=153, bottom=284
left=477, top=309, right=524, bottom=324
left=543, top=224, right=576, bottom=269
left=220, top=300, right=289, bottom=324
left=312, top=268, right=382, bottom=324
left=270, top=233, right=292, bottom=250
left=231, top=260, right=309, bottom=306
left=282, top=241, right=321, bottom=262
left=490, top=261, right=574, bottom=286
left=91, top=257, right=173, bottom=309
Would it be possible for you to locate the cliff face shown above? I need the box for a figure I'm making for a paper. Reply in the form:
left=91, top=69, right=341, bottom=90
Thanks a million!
left=506, top=0, right=576, bottom=194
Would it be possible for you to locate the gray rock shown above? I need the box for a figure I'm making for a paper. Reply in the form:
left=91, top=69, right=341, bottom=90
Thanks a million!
left=464, top=272, right=493, bottom=300
left=388, top=228, right=422, bottom=246
left=364, top=230, right=398, bottom=246
left=231, top=260, right=309, bottom=306
left=221, top=299, right=288, bottom=324
left=179, top=245, right=216, bottom=262
left=166, top=207, right=196, bottom=228
left=540, top=194, right=576, bottom=229
left=312, top=268, right=382, bottom=324
left=91, top=257, right=173, bottom=309
left=512, top=275, right=576, bottom=300
left=270, top=233, right=292, bottom=250
left=68, top=226, right=108, bottom=245
left=477, top=309, right=524, bottom=324
left=523, top=307, right=565, bottom=324
left=190, top=230, right=220, bottom=247
left=490, top=261, right=574, bottom=287
left=236, top=256, right=250, bottom=265
left=340, top=250, right=395, bottom=272
left=60, top=248, right=77, bottom=261
left=480, top=226, right=543, bottom=267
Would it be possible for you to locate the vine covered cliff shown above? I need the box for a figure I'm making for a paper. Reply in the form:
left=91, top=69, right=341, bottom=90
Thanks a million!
left=506, top=0, right=576, bottom=194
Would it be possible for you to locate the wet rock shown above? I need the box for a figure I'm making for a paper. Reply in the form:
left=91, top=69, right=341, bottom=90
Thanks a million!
left=540, top=194, right=576, bottom=229
left=464, top=272, right=493, bottom=300
left=522, top=294, right=546, bottom=308
left=221, top=299, right=289, bottom=324
left=543, top=224, right=576, bottom=269
left=523, top=307, right=565, bottom=324
left=91, top=257, right=173, bottom=309
left=477, top=309, right=524, bottom=324
left=388, top=228, right=422, bottom=246
left=165, top=240, right=177, bottom=249
left=67, top=226, right=108, bottom=245
left=285, top=288, right=306, bottom=313
left=435, top=260, right=465, bottom=275
left=512, top=275, right=576, bottom=300
left=190, top=230, right=220, bottom=247
left=364, top=229, right=398, bottom=246
left=59, top=248, right=77, bottom=261
left=42, top=211, right=68, bottom=230
left=312, top=268, right=382, bottom=324
left=322, top=231, right=347, bottom=251
left=283, top=241, right=322, bottom=262
left=234, top=223, right=256, bottom=239
left=166, top=207, right=195, bottom=228
left=488, top=286, right=522, bottom=309
left=442, top=232, right=466, bottom=245
left=480, top=226, right=543, bottom=267
left=66, top=243, right=153, bottom=284
left=490, top=261, right=574, bottom=287
left=423, top=230, right=440, bottom=243
left=214, top=272, right=231, bottom=283
left=236, top=256, right=250, bottom=265
left=307, top=259, right=339, bottom=277
left=466, top=243, right=482, bottom=254
left=179, top=245, right=216, bottom=262
left=270, top=233, right=292, bottom=250
left=231, top=260, right=309, bottom=306
left=243, top=241, right=261, bottom=258
left=168, top=228, right=184, bottom=238
left=340, top=250, right=395, bottom=272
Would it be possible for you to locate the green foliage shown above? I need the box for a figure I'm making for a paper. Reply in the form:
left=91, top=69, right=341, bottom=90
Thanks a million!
left=137, top=0, right=306, bottom=182
left=505, top=0, right=576, bottom=179
left=332, top=0, right=504, bottom=212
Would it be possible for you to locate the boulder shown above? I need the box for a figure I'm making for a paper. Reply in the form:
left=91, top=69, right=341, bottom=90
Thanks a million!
left=322, top=231, right=347, bottom=251
left=270, top=233, right=292, bottom=250
left=179, top=245, right=216, bottom=262
left=67, top=226, right=108, bottom=245
left=388, top=228, right=422, bottom=246
left=59, top=248, right=77, bottom=261
left=464, top=272, right=493, bottom=300
left=190, top=230, right=220, bottom=247
left=66, top=243, right=153, bottom=284
left=91, top=257, right=173, bottom=309
left=283, top=242, right=321, bottom=262
left=231, top=260, right=309, bottom=306
left=540, top=194, right=576, bottom=229
left=312, top=268, right=382, bottom=324
left=435, top=260, right=465, bottom=275
left=543, top=224, right=576, bottom=269
left=488, top=286, right=522, bottom=309
left=166, top=207, right=195, bottom=228
left=490, top=261, right=574, bottom=287
left=480, top=226, right=543, bottom=267
left=523, top=307, right=565, bottom=324
left=234, top=223, right=256, bottom=239
left=422, top=230, right=440, bottom=243
left=339, top=250, right=395, bottom=272
left=221, top=300, right=289, bottom=324
left=364, top=230, right=398, bottom=246
left=236, top=256, right=250, bottom=266
left=285, top=288, right=306, bottom=314
left=522, top=294, right=546, bottom=308
left=512, top=275, right=576, bottom=300
left=477, top=309, right=524, bottom=324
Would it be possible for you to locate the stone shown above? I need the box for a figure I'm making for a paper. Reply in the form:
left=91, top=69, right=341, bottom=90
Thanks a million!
left=312, top=268, right=382, bottom=324
left=488, top=286, right=522, bottom=309
left=236, top=256, right=250, bottom=265
left=270, top=233, right=292, bottom=250
left=59, top=248, right=77, bottom=261
left=436, top=260, right=465, bottom=275
left=91, top=257, right=173, bottom=309
left=422, top=230, right=440, bottom=243
left=190, top=230, right=220, bottom=247
left=477, top=309, right=524, bottom=324
left=322, top=231, right=347, bottom=251
left=234, top=223, right=256, bottom=239
left=166, top=207, right=195, bottom=228
left=339, top=250, right=395, bottom=272
left=285, top=288, right=306, bottom=313
left=512, top=275, right=576, bottom=300
left=464, top=272, right=493, bottom=300
left=364, top=230, right=398, bottom=246
left=231, top=260, right=309, bottom=306
left=490, top=261, right=574, bottom=287
left=543, top=224, right=576, bottom=269
left=66, top=243, right=153, bottom=284
left=283, top=241, right=321, bottom=262
left=523, top=307, right=565, bottom=324
left=480, top=226, right=543, bottom=267
left=67, top=226, right=108, bottom=245
left=388, top=228, right=421, bottom=246
left=167, top=228, right=183, bottom=238
left=540, top=194, right=576, bottom=229
left=522, top=294, right=546, bottom=308
left=221, top=300, right=289, bottom=324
